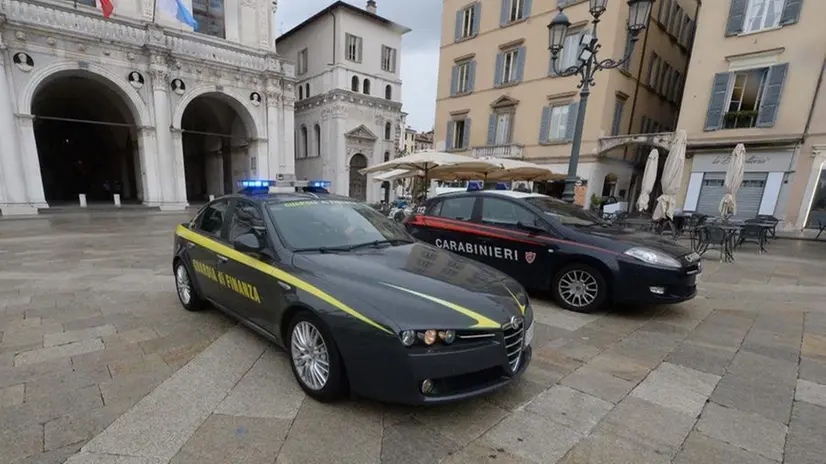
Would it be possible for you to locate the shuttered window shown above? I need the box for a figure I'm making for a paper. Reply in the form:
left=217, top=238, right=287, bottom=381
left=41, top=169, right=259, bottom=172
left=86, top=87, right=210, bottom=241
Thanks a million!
left=539, top=102, right=578, bottom=143
left=495, top=48, right=525, bottom=86
left=727, top=0, right=803, bottom=36
left=704, top=64, right=789, bottom=131
left=455, top=3, right=481, bottom=41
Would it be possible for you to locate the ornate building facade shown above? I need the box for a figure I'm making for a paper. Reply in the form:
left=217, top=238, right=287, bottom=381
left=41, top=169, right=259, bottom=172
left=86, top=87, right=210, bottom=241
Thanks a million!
left=276, top=1, right=409, bottom=203
left=0, top=0, right=296, bottom=215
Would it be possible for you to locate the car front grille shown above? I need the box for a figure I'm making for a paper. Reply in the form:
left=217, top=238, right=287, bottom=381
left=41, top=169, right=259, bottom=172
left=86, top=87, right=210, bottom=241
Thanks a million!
left=503, top=317, right=524, bottom=373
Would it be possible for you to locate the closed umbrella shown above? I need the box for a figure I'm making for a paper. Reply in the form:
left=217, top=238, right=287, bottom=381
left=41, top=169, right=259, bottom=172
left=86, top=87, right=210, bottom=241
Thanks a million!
left=636, top=148, right=659, bottom=213
left=720, top=143, right=746, bottom=219
left=653, top=130, right=687, bottom=221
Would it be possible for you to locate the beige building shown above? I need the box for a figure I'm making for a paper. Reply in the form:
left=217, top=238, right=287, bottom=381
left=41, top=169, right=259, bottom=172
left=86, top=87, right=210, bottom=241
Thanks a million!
left=402, top=127, right=434, bottom=153
left=434, top=0, right=698, bottom=206
left=675, top=0, right=826, bottom=231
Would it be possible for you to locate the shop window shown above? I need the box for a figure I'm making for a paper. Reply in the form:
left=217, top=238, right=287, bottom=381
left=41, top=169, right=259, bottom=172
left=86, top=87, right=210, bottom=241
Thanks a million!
left=807, top=168, right=826, bottom=228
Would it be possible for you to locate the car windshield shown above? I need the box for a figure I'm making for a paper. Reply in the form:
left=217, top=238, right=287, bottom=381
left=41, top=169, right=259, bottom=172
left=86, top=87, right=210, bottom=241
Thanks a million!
left=524, top=196, right=606, bottom=227
left=267, top=199, right=413, bottom=251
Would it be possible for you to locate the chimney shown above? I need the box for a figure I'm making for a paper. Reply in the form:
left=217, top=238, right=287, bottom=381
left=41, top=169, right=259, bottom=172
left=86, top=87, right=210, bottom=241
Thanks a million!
left=366, top=0, right=377, bottom=14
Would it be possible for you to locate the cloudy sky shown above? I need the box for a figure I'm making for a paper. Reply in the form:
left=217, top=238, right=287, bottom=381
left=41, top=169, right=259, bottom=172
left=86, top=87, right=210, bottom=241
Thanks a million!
left=276, top=0, right=442, bottom=132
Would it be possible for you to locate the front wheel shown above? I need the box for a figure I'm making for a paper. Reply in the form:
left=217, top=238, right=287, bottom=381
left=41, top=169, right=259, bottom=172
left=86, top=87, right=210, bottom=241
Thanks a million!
left=287, top=312, right=347, bottom=402
left=174, top=260, right=204, bottom=311
left=551, top=264, right=607, bottom=313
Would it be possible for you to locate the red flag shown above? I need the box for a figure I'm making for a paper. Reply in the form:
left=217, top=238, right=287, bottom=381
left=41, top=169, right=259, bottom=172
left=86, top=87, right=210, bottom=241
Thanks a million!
left=99, top=0, right=114, bottom=18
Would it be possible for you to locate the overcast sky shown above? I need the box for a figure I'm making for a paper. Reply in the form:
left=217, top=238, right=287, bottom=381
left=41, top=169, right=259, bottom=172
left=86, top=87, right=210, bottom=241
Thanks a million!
left=276, top=0, right=441, bottom=132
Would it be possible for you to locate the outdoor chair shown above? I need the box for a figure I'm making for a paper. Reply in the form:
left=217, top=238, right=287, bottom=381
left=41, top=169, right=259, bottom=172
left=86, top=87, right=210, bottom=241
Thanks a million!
left=697, top=225, right=733, bottom=262
left=736, top=223, right=765, bottom=250
left=683, top=214, right=708, bottom=251
left=755, top=215, right=779, bottom=240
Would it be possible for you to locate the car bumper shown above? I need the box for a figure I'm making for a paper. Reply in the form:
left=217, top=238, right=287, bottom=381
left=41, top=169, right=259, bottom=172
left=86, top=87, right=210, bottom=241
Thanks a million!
left=613, top=260, right=699, bottom=304
left=340, top=323, right=534, bottom=405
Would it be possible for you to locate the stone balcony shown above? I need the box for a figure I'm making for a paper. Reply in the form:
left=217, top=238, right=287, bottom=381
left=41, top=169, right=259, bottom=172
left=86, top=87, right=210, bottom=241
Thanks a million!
left=0, top=0, right=294, bottom=77
left=472, top=144, right=524, bottom=159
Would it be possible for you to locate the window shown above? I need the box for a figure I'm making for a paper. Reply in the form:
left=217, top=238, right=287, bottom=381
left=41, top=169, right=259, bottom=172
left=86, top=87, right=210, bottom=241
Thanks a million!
left=298, top=86, right=303, bottom=100
left=447, top=118, right=470, bottom=150
left=457, top=4, right=478, bottom=39
left=490, top=111, right=513, bottom=145
left=314, top=124, right=321, bottom=157
left=702, top=179, right=724, bottom=187
left=452, top=60, right=475, bottom=95
left=385, top=85, right=392, bottom=100
left=621, top=31, right=633, bottom=71
left=611, top=97, right=626, bottom=136
left=363, top=78, right=371, bottom=95
left=197, top=200, right=228, bottom=237
left=305, top=83, right=310, bottom=98
left=381, top=45, right=397, bottom=72
left=384, top=122, right=392, bottom=140
left=545, top=105, right=570, bottom=141
left=300, top=126, right=309, bottom=158
left=481, top=197, right=534, bottom=227
left=508, top=0, right=524, bottom=22
left=297, top=48, right=308, bottom=75
left=345, top=33, right=362, bottom=62
left=648, top=54, right=660, bottom=89
left=725, top=68, right=769, bottom=128
left=744, top=0, right=784, bottom=33
left=500, top=49, right=519, bottom=85
left=228, top=201, right=264, bottom=244
left=437, top=197, right=475, bottom=221
left=192, top=0, right=225, bottom=39
left=557, top=32, right=584, bottom=72
left=524, top=197, right=604, bottom=226
left=351, top=76, right=360, bottom=92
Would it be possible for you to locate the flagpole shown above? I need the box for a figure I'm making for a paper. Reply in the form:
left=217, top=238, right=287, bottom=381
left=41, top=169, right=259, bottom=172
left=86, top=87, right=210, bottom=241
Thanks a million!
left=152, top=0, right=157, bottom=23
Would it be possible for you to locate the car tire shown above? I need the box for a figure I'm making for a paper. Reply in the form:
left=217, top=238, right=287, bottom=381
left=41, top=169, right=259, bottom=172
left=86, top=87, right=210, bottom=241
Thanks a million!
left=174, top=260, right=204, bottom=312
left=551, top=263, right=607, bottom=313
left=287, top=311, right=347, bottom=402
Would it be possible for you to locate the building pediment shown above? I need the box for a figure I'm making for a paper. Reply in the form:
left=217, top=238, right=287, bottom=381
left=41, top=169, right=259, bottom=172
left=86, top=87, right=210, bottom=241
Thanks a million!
left=344, top=125, right=378, bottom=141
left=491, top=95, right=519, bottom=108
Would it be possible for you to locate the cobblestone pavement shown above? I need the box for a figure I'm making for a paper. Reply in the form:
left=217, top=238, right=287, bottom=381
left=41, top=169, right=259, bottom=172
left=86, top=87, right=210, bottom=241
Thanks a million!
left=1, top=212, right=826, bottom=464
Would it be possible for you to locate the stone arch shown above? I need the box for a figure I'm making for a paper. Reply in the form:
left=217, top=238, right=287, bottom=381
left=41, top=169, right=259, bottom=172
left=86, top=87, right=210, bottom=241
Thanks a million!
left=172, top=84, right=260, bottom=138
left=351, top=76, right=360, bottom=92
left=19, top=60, right=150, bottom=125
left=363, top=78, right=371, bottom=95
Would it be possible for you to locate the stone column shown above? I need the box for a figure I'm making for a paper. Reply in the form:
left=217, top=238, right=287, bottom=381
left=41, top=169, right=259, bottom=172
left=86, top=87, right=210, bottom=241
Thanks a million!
left=16, top=114, right=48, bottom=210
left=149, top=65, right=185, bottom=210
left=282, top=92, right=296, bottom=178
left=265, top=85, right=281, bottom=179
left=0, top=42, right=36, bottom=215
left=137, top=126, right=163, bottom=206
left=171, top=128, right=188, bottom=206
left=331, top=102, right=347, bottom=196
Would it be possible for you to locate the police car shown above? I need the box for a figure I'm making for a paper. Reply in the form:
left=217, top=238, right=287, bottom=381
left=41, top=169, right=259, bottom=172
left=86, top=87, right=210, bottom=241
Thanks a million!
left=172, top=180, right=533, bottom=405
left=405, top=189, right=701, bottom=313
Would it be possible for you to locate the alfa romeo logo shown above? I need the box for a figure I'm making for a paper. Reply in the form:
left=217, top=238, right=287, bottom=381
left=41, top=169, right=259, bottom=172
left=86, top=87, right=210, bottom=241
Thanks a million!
left=509, top=316, right=522, bottom=330
left=525, top=252, right=536, bottom=264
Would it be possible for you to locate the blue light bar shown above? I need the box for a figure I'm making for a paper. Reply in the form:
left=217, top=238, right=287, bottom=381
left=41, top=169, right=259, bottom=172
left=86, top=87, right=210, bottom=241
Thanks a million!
left=239, top=180, right=274, bottom=188
left=466, top=181, right=482, bottom=191
left=495, top=182, right=508, bottom=190
left=309, top=180, right=331, bottom=188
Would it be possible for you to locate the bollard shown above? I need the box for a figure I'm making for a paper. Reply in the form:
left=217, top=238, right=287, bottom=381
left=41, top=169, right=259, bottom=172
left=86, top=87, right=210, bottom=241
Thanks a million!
left=208, top=194, right=215, bottom=201
left=113, top=194, right=121, bottom=207
left=79, top=194, right=87, bottom=208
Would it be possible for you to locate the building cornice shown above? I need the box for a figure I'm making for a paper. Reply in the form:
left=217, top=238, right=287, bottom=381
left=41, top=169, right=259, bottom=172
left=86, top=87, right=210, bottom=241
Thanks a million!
left=295, top=88, right=402, bottom=113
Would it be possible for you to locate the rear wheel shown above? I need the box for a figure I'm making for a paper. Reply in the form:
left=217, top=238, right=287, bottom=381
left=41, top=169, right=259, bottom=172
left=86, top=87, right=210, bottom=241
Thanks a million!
left=551, top=264, right=607, bottom=313
left=174, top=260, right=203, bottom=311
left=287, top=312, right=347, bottom=402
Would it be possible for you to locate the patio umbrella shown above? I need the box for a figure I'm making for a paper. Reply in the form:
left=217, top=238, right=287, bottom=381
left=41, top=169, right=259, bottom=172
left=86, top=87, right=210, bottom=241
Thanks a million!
left=372, top=169, right=423, bottom=182
left=652, top=129, right=687, bottom=221
left=636, top=149, right=659, bottom=212
left=428, top=157, right=559, bottom=182
left=720, top=143, right=746, bottom=219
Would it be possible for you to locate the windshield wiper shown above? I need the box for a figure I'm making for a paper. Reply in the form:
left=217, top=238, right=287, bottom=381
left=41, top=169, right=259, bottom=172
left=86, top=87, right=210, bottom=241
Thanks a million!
left=344, top=238, right=414, bottom=251
left=292, top=246, right=353, bottom=253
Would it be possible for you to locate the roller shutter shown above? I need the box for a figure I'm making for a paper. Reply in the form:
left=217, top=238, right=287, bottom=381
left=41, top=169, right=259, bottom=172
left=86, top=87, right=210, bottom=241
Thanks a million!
left=696, top=172, right=767, bottom=218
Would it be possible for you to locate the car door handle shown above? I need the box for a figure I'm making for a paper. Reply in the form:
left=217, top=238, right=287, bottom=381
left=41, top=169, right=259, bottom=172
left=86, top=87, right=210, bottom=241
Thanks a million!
left=217, top=255, right=228, bottom=263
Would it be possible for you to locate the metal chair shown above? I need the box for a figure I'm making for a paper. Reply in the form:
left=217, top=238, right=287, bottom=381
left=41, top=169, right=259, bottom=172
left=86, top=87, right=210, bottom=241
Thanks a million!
left=755, top=215, right=779, bottom=240
left=736, top=223, right=765, bottom=251
left=697, top=225, right=733, bottom=262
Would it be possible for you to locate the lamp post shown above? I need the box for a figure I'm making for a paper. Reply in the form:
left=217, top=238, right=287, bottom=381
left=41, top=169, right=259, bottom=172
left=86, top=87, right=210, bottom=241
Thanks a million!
left=548, top=0, right=654, bottom=203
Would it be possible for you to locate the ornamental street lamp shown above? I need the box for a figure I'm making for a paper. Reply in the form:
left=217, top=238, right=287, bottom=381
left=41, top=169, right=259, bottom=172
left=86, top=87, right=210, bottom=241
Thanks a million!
left=548, top=0, right=654, bottom=203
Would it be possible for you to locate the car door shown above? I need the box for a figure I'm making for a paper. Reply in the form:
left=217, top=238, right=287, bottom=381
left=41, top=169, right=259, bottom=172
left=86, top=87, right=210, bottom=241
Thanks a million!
left=476, top=196, right=556, bottom=289
left=219, top=199, right=286, bottom=333
left=416, top=195, right=481, bottom=253
left=187, top=200, right=230, bottom=302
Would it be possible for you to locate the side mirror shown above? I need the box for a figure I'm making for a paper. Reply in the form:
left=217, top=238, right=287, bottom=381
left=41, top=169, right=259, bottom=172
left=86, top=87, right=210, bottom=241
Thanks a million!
left=233, top=233, right=263, bottom=254
left=517, top=219, right=545, bottom=234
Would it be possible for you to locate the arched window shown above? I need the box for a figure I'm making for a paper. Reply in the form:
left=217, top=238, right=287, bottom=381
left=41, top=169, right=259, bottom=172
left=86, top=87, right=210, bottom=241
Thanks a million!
left=384, top=122, right=391, bottom=140
left=385, top=84, right=392, bottom=100
left=300, top=125, right=308, bottom=158
left=384, top=151, right=390, bottom=162
left=351, top=76, right=360, bottom=92
left=314, top=124, right=321, bottom=157
left=305, top=83, right=310, bottom=98
left=363, top=78, right=371, bottom=95
left=298, top=86, right=303, bottom=100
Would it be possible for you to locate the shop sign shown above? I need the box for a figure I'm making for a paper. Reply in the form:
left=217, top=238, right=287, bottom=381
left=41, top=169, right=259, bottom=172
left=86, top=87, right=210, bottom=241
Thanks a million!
left=692, top=151, right=794, bottom=173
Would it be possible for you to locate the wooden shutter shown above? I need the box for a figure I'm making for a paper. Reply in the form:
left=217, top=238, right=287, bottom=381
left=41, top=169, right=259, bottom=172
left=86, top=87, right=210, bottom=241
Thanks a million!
left=472, top=3, right=481, bottom=35
left=725, top=0, right=748, bottom=36
left=514, top=47, right=526, bottom=82
left=487, top=114, right=497, bottom=146
left=446, top=122, right=455, bottom=150
left=462, top=119, right=472, bottom=149
left=467, top=60, right=476, bottom=92
left=450, top=66, right=458, bottom=96
left=523, top=0, right=532, bottom=18
left=780, top=0, right=803, bottom=26
left=565, top=102, right=579, bottom=141
left=611, top=99, right=625, bottom=136
left=704, top=72, right=732, bottom=131
left=757, top=63, right=789, bottom=128
left=454, top=10, right=463, bottom=41
left=539, top=107, right=551, bottom=143
left=500, top=0, right=509, bottom=26
left=494, top=53, right=504, bottom=86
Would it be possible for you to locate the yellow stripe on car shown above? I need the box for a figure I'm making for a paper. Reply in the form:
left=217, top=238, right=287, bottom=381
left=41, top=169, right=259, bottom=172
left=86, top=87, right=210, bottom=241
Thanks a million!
left=381, top=283, right=501, bottom=329
left=503, top=285, right=526, bottom=315
left=176, top=225, right=393, bottom=335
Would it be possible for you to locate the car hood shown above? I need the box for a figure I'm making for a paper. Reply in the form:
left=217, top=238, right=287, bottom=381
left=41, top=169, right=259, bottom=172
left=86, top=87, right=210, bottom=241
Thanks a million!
left=571, top=225, right=691, bottom=257
left=291, top=242, right=526, bottom=331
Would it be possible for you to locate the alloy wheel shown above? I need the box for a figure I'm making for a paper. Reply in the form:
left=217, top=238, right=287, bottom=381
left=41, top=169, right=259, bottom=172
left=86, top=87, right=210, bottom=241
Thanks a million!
left=291, top=321, right=330, bottom=390
left=175, top=265, right=191, bottom=305
left=558, top=269, right=599, bottom=309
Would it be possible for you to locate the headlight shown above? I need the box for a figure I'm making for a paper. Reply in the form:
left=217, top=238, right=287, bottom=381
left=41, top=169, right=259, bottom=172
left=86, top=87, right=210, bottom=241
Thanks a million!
left=623, top=247, right=682, bottom=269
left=400, top=330, right=416, bottom=347
left=399, top=329, right=456, bottom=347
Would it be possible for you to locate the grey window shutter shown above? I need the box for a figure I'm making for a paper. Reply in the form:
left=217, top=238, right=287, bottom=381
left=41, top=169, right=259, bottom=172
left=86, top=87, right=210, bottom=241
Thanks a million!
left=523, top=0, right=532, bottom=18
left=446, top=122, right=455, bottom=150
left=539, top=107, right=551, bottom=143
left=647, top=53, right=656, bottom=86
left=494, top=53, right=504, bottom=86
left=500, top=0, right=509, bottom=26
left=757, top=63, right=789, bottom=128
left=487, top=114, right=497, bottom=145
left=621, top=32, right=632, bottom=71
left=726, top=0, right=748, bottom=36
left=450, top=66, right=458, bottom=96
left=467, top=60, right=476, bottom=92
left=704, top=72, right=732, bottom=131
left=611, top=100, right=624, bottom=136
left=662, top=0, right=672, bottom=28
left=515, top=47, right=526, bottom=82
left=565, top=101, right=579, bottom=141
left=454, top=10, right=463, bottom=41
left=780, top=0, right=803, bottom=25
left=472, top=3, right=481, bottom=35
left=463, top=119, right=472, bottom=149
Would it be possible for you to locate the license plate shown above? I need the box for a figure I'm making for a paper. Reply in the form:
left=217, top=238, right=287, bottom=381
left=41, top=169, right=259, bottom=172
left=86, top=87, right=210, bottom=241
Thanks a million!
left=524, top=321, right=534, bottom=347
